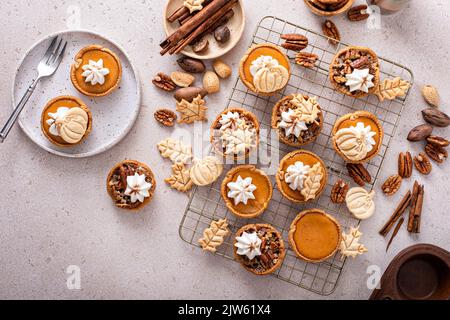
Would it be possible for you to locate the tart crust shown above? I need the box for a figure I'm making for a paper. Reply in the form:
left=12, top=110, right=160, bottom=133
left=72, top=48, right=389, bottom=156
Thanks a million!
left=271, top=94, right=324, bottom=147
left=210, top=107, right=260, bottom=160
left=289, top=209, right=342, bottom=263
left=304, top=0, right=354, bottom=17
left=221, top=165, right=273, bottom=218
left=332, top=110, right=384, bottom=164
left=40, top=95, right=93, bottom=147
left=106, top=160, right=156, bottom=211
left=70, top=45, right=122, bottom=97
left=234, top=223, right=286, bottom=275
left=329, top=46, right=380, bottom=98
left=276, top=150, right=328, bottom=203
left=239, top=43, right=291, bottom=96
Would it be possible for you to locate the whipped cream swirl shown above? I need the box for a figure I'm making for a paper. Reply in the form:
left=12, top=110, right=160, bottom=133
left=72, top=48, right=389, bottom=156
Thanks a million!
left=124, top=173, right=153, bottom=203
left=235, top=231, right=262, bottom=260
left=227, top=175, right=257, bottom=205
left=82, top=59, right=110, bottom=85
left=284, top=161, right=310, bottom=191
left=278, top=109, right=308, bottom=138
left=345, top=68, right=374, bottom=93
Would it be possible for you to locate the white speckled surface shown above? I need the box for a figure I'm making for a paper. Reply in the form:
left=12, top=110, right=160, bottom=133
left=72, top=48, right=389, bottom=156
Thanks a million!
left=0, top=0, right=449, bottom=300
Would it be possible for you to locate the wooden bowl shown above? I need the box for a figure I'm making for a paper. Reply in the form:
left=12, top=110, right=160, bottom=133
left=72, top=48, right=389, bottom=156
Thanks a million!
left=163, top=0, right=246, bottom=60
left=303, top=0, right=354, bottom=17
left=370, top=244, right=450, bottom=300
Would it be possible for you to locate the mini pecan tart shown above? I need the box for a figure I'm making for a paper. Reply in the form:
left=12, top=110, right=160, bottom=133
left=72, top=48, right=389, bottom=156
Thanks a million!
left=41, top=95, right=92, bottom=147
left=71, top=45, right=122, bottom=97
left=332, top=111, right=384, bottom=164
left=289, top=209, right=341, bottom=263
left=234, top=223, right=286, bottom=275
left=210, top=108, right=260, bottom=160
left=276, top=150, right=328, bottom=203
left=329, top=46, right=380, bottom=98
left=106, top=160, right=156, bottom=211
left=221, top=165, right=273, bottom=218
left=239, top=43, right=291, bottom=96
left=271, top=94, right=324, bottom=147
left=304, top=0, right=353, bottom=16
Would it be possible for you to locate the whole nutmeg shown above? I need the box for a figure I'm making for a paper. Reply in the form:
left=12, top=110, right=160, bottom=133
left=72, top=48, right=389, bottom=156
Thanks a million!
left=407, top=124, right=433, bottom=142
left=177, top=56, right=206, bottom=74
left=203, top=71, right=220, bottom=94
left=214, top=25, right=231, bottom=43
left=213, top=59, right=232, bottom=79
left=421, top=85, right=439, bottom=108
left=192, top=37, right=209, bottom=54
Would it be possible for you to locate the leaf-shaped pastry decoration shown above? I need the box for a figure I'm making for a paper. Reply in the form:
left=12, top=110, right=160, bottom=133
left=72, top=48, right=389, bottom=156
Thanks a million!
left=375, top=77, right=411, bottom=102
left=340, top=226, right=368, bottom=259
left=157, top=138, right=193, bottom=164
left=176, top=95, right=208, bottom=124
left=198, top=218, right=230, bottom=253
left=165, top=163, right=193, bottom=192
left=290, top=94, right=320, bottom=124
left=301, top=162, right=323, bottom=201
left=220, top=127, right=256, bottom=156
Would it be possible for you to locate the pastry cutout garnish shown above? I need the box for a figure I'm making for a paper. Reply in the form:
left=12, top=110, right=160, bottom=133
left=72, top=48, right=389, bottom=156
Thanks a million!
left=376, top=77, right=411, bottom=102
left=165, top=163, right=193, bottom=192
left=221, top=126, right=256, bottom=156
left=183, top=0, right=204, bottom=13
left=335, top=122, right=376, bottom=162
left=124, top=173, right=153, bottom=203
left=340, top=226, right=368, bottom=259
left=82, top=59, right=110, bottom=85
left=47, top=107, right=88, bottom=144
left=300, top=162, right=324, bottom=201
left=176, top=95, right=208, bottom=124
left=198, top=218, right=230, bottom=253
left=290, top=95, right=320, bottom=124
left=189, top=156, right=223, bottom=186
left=157, top=138, right=193, bottom=164
left=227, top=176, right=257, bottom=205
left=346, top=187, right=376, bottom=220
left=250, top=55, right=289, bottom=93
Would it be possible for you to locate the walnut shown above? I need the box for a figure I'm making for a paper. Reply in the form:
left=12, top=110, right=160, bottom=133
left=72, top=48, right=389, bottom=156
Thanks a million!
left=295, top=52, right=319, bottom=68
left=154, top=109, right=177, bottom=127
left=152, top=72, right=176, bottom=91
left=382, top=175, right=402, bottom=196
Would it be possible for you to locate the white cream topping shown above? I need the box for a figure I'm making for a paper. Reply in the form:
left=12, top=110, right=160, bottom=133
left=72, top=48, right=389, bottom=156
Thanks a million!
left=82, top=59, right=110, bottom=85
left=284, top=161, right=310, bottom=191
left=234, top=231, right=262, bottom=260
left=46, top=107, right=88, bottom=144
left=278, top=109, right=308, bottom=138
left=124, top=173, right=153, bottom=203
left=345, top=68, right=374, bottom=93
left=227, top=175, right=257, bottom=206
left=335, top=122, right=377, bottom=161
left=219, top=111, right=242, bottom=131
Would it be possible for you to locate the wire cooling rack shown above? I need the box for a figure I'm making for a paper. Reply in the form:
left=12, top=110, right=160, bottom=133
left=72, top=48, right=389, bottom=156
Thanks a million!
left=179, top=16, right=413, bottom=295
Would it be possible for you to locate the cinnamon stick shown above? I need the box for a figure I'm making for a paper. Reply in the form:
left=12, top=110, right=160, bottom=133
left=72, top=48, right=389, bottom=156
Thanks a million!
left=160, top=0, right=233, bottom=55
left=386, top=217, right=404, bottom=252
left=179, top=0, right=214, bottom=25
left=171, top=0, right=237, bottom=55
left=379, top=190, right=411, bottom=237
left=191, top=9, right=235, bottom=43
left=168, top=6, right=189, bottom=23
left=408, top=181, right=424, bottom=233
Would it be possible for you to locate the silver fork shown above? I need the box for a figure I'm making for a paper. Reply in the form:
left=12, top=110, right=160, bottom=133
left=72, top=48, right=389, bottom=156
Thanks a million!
left=0, top=36, right=68, bottom=143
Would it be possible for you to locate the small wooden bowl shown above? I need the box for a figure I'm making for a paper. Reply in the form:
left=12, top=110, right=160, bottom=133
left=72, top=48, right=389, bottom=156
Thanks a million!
left=303, top=0, right=354, bottom=17
left=163, top=0, right=246, bottom=60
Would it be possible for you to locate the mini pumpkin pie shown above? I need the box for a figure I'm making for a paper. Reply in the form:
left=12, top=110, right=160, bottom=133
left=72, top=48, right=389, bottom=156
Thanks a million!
left=239, top=43, right=291, bottom=96
left=271, top=93, right=324, bottom=147
left=234, top=223, right=286, bottom=275
left=332, top=111, right=383, bottom=164
left=106, top=160, right=156, bottom=211
left=71, top=45, right=122, bottom=97
left=211, top=108, right=260, bottom=160
left=276, top=150, right=328, bottom=203
left=41, top=95, right=92, bottom=147
left=221, top=165, right=273, bottom=218
left=289, top=209, right=341, bottom=263
left=329, top=46, right=380, bottom=98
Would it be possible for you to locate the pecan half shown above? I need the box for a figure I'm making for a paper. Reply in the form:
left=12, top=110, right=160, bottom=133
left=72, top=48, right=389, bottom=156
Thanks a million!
left=281, top=34, right=308, bottom=51
left=322, top=20, right=340, bottom=45
left=152, top=72, right=176, bottom=91
left=347, top=5, right=370, bottom=21
left=425, top=143, right=448, bottom=163
left=350, top=56, right=370, bottom=69
left=295, top=52, right=319, bottom=68
left=331, top=179, right=349, bottom=204
left=346, top=163, right=372, bottom=186
left=426, top=135, right=449, bottom=147
left=382, top=175, right=402, bottom=196
left=154, top=109, right=177, bottom=127
left=398, top=151, right=413, bottom=178
left=413, top=153, right=432, bottom=175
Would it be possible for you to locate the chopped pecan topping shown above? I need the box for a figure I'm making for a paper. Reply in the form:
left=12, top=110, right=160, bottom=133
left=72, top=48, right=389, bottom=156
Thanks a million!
left=154, top=109, right=177, bottom=127
left=425, top=143, right=448, bottom=163
left=426, top=135, right=449, bottom=148
left=346, top=163, right=372, bottom=186
left=152, top=72, right=176, bottom=91
left=322, top=20, right=340, bottom=45
left=382, top=174, right=402, bottom=196
left=295, top=52, right=319, bottom=68
left=347, top=5, right=370, bottom=21
left=413, top=153, right=432, bottom=175
left=331, top=179, right=349, bottom=204
left=281, top=33, right=308, bottom=51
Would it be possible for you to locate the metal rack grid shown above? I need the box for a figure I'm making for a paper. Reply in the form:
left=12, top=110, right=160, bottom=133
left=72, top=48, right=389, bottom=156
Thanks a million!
left=179, top=16, right=414, bottom=295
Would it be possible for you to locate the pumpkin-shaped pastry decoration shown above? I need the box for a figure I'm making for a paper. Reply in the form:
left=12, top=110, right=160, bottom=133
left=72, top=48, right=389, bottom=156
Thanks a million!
left=190, top=156, right=224, bottom=186
left=334, top=124, right=375, bottom=162
left=56, top=107, right=89, bottom=144
left=345, top=187, right=376, bottom=220
left=253, top=63, right=289, bottom=93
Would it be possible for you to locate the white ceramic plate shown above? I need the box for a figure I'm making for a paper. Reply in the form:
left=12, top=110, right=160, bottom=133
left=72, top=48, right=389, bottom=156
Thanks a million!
left=163, top=0, right=245, bottom=60
left=12, top=30, right=141, bottom=158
